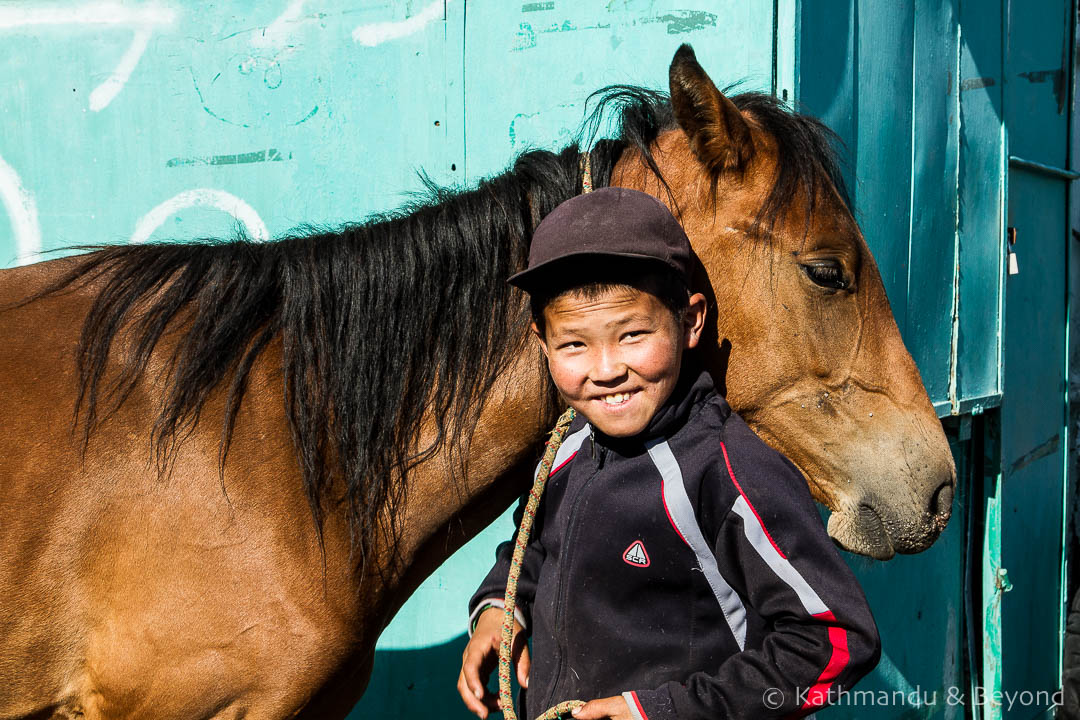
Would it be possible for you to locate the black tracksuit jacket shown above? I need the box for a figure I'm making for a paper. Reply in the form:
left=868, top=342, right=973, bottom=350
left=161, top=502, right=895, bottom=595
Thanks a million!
left=469, top=366, right=881, bottom=719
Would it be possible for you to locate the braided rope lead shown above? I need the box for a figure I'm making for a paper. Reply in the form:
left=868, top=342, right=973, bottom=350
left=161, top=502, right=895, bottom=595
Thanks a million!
left=579, top=151, right=594, bottom=194
left=498, top=407, right=584, bottom=720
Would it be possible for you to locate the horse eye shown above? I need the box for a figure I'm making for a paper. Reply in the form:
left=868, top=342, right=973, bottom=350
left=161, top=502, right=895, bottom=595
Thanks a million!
left=801, top=261, right=848, bottom=290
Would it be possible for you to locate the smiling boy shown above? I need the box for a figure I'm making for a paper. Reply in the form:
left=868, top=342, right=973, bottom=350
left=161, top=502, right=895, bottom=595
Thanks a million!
left=457, top=187, right=881, bottom=720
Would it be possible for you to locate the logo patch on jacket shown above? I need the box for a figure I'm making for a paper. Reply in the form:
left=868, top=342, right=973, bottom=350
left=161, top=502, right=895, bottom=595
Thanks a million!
left=623, top=540, right=650, bottom=567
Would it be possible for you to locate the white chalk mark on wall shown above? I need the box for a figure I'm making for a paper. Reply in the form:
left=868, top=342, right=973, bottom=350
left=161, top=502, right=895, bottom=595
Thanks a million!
left=90, top=26, right=153, bottom=111
left=131, top=189, right=269, bottom=245
left=252, top=0, right=306, bottom=48
left=0, top=3, right=177, bottom=111
left=352, top=0, right=445, bottom=47
left=0, top=154, right=42, bottom=266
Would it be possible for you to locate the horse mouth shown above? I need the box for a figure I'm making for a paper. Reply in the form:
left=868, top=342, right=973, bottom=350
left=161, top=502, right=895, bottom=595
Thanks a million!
left=826, top=499, right=952, bottom=561
left=827, top=504, right=897, bottom=561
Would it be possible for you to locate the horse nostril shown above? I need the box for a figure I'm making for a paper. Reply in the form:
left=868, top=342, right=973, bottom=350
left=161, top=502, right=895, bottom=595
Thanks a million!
left=930, top=481, right=954, bottom=519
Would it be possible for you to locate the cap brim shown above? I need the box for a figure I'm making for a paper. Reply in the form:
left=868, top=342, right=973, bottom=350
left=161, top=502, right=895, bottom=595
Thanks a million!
left=508, top=252, right=683, bottom=293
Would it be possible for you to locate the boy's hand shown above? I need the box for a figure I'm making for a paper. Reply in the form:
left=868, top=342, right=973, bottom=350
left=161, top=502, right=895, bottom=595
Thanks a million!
left=570, top=696, right=634, bottom=720
left=458, top=607, right=530, bottom=719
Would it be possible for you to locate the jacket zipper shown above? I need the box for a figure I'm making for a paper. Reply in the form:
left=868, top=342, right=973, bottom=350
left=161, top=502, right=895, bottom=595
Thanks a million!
left=544, top=433, right=606, bottom=709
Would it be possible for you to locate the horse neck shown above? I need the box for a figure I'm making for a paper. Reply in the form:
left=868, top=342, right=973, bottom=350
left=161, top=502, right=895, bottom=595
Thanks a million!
left=371, top=346, right=554, bottom=624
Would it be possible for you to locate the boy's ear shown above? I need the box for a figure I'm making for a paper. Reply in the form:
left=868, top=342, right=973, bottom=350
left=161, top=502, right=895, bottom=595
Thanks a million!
left=683, top=292, right=707, bottom=349
left=530, top=321, right=550, bottom=356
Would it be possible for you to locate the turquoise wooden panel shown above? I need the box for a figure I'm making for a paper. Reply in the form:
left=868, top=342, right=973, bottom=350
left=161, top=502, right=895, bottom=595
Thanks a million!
left=1001, top=169, right=1067, bottom=716
left=955, top=0, right=1005, bottom=410
left=907, top=0, right=961, bottom=406
left=853, top=2, right=915, bottom=344
left=794, top=0, right=855, bottom=189
left=1000, top=0, right=1071, bottom=711
left=1004, top=0, right=1070, bottom=167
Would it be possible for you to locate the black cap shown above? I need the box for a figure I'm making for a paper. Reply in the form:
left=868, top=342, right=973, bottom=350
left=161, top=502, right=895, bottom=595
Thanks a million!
left=508, top=187, right=692, bottom=293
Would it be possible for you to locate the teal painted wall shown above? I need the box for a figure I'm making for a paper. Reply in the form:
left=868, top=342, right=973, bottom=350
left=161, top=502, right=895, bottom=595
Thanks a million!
left=1, top=1, right=1072, bottom=718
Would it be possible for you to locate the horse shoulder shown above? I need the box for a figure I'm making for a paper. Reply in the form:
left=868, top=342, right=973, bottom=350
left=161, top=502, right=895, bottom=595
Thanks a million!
left=0, top=259, right=370, bottom=718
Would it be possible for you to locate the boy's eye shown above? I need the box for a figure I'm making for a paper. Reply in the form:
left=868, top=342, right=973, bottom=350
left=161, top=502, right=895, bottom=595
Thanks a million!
left=622, top=330, right=649, bottom=340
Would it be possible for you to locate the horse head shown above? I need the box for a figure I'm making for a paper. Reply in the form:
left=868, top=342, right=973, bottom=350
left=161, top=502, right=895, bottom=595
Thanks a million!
left=612, top=45, right=956, bottom=560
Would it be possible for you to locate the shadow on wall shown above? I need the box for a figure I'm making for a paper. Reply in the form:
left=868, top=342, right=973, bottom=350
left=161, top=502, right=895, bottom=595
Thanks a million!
left=349, top=634, right=479, bottom=719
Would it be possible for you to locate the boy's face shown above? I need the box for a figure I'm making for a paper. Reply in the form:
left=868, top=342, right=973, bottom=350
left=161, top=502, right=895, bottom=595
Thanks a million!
left=533, top=286, right=707, bottom=438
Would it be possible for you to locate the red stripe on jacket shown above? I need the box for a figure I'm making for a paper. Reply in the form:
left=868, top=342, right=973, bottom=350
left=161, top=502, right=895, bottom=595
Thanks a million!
left=720, top=441, right=787, bottom=559
left=722, top=442, right=852, bottom=714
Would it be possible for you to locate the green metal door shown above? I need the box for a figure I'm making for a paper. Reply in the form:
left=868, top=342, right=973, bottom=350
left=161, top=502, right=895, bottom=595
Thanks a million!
left=796, top=0, right=1074, bottom=718
left=1000, top=0, right=1072, bottom=715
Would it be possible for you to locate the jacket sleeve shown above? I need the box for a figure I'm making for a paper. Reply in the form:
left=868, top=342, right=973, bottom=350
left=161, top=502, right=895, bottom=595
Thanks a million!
left=467, top=490, right=547, bottom=633
left=629, top=437, right=881, bottom=720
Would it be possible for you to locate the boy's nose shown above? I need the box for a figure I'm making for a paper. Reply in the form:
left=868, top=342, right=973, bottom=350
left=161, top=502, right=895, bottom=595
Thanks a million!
left=590, top=348, right=628, bottom=384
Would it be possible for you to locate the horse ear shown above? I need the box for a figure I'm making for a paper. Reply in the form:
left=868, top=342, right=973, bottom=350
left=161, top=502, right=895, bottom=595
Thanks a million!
left=669, top=44, right=754, bottom=173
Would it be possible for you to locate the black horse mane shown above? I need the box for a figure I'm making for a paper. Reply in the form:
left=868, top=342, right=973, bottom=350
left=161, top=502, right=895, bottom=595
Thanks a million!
left=21, top=84, right=846, bottom=569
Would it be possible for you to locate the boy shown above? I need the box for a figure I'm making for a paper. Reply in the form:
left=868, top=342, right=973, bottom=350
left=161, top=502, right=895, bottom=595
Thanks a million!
left=457, top=187, right=880, bottom=720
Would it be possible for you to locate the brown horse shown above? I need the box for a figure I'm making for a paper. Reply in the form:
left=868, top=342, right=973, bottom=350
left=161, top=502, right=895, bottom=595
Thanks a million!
left=0, top=45, right=953, bottom=719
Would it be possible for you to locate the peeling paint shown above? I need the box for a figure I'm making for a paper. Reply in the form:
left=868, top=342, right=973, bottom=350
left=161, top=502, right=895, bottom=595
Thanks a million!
left=514, top=21, right=537, bottom=50
left=511, top=9, right=708, bottom=51
left=508, top=103, right=577, bottom=147
left=166, top=148, right=291, bottom=168
left=645, top=10, right=716, bottom=35
left=511, top=8, right=712, bottom=51
left=508, top=110, right=539, bottom=146
left=512, top=19, right=611, bottom=51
